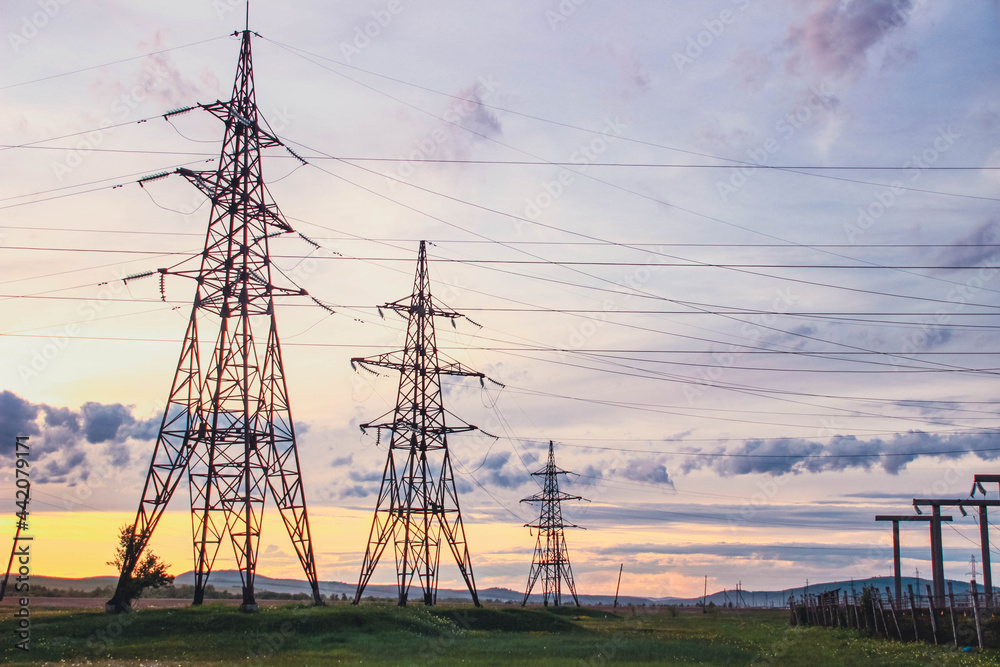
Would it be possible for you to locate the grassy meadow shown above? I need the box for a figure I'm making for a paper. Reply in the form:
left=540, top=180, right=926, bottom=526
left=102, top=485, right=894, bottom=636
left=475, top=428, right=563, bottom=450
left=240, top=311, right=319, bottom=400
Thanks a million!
left=2, top=602, right=1000, bottom=665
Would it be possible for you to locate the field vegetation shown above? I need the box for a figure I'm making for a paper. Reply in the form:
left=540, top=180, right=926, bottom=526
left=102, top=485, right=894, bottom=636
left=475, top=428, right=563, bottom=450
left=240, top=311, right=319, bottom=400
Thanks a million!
left=2, top=602, right=1000, bottom=665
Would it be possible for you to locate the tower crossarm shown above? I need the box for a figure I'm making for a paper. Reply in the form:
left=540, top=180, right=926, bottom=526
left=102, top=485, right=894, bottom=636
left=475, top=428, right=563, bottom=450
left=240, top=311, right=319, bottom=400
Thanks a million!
left=198, top=100, right=284, bottom=150
left=359, top=421, right=477, bottom=437
left=176, top=168, right=293, bottom=234
left=530, top=467, right=573, bottom=477
left=380, top=299, right=465, bottom=322
left=524, top=521, right=582, bottom=530
left=352, top=354, right=484, bottom=379
left=521, top=491, right=583, bottom=503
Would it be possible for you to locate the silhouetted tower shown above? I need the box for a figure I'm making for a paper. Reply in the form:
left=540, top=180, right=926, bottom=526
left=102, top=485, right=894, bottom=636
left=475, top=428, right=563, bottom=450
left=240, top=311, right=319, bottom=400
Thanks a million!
left=351, top=241, right=483, bottom=607
left=107, top=26, right=322, bottom=613
left=521, top=441, right=584, bottom=607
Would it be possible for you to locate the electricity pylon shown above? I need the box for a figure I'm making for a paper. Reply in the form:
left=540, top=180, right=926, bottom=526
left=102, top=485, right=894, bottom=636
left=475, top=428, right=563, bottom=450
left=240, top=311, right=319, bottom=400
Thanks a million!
left=521, top=441, right=584, bottom=607
left=107, top=27, right=322, bottom=613
left=351, top=241, right=483, bottom=607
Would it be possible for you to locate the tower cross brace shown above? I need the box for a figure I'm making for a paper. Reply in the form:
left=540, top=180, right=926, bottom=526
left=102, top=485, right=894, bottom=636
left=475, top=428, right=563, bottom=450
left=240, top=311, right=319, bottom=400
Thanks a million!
left=107, top=28, right=322, bottom=613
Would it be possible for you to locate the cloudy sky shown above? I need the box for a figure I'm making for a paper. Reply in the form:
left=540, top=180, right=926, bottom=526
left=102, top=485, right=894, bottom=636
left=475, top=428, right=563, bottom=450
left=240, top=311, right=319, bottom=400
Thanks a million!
left=2, top=0, right=1000, bottom=600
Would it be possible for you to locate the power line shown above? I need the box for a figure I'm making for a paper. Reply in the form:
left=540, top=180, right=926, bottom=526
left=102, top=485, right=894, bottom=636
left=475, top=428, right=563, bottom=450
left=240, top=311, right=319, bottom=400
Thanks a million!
left=6, top=144, right=999, bottom=171
left=260, top=38, right=999, bottom=201
left=0, top=35, right=231, bottom=91
left=7, top=244, right=1000, bottom=271
left=0, top=158, right=215, bottom=210
left=2, top=225, right=996, bottom=249
left=8, top=292, right=1000, bottom=325
left=263, top=39, right=1000, bottom=307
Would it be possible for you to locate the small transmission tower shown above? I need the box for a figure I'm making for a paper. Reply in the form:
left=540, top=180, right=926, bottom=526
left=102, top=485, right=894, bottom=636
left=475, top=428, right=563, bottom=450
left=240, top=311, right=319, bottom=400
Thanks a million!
left=351, top=241, right=483, bottom=607
left=107, top=25, right=322, bottom=612
left=521, top=441, right=584, bottom=607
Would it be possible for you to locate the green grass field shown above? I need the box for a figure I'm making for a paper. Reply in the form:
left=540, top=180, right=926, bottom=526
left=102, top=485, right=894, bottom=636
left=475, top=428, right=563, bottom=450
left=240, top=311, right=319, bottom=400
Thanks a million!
left=3, top=602, right=1000, bottom=665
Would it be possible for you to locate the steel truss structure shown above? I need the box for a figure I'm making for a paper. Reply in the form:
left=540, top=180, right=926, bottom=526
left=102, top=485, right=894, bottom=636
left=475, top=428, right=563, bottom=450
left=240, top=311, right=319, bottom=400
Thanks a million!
left=351, top=241, right=483, bottom=607
left=107, top=28, right=322, bottom=613
left=521, top=441, right=585, bottom=607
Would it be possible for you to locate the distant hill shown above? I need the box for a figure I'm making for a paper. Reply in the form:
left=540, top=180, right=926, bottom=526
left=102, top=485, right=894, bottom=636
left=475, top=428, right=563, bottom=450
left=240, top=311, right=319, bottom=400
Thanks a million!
left=24, top=572, right=997, bottom=607
left=651, top=576, right=999, bottom=608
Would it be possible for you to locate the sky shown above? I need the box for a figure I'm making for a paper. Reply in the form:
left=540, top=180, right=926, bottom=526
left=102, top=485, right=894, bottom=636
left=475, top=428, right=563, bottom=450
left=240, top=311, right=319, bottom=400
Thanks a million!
left=2, top=0, right=1000, bottom=601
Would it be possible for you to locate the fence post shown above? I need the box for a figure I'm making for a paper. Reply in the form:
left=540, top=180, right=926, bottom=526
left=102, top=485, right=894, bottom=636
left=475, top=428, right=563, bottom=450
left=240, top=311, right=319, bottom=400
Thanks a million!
left=789, top=595, right=797, bottom=626
left=884, top=587, right=902, bottom=640
left=947, top=581, right=959, bottom=647
left=876, top=589, right=891, bottom=639
left=924, top=584, right=939, bottom=645
left=971, top=580, right=984, bottom=649
left=907, top=584, right=920, bottom=642
left=870, top=589, right=883, bottom=637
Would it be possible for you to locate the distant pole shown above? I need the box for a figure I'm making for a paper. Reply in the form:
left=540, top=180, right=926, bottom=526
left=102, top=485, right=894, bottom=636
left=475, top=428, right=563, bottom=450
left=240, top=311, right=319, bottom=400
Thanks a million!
left=703, top=575, right=708, bottom=613
left=613, top=563, right=623, bottom=609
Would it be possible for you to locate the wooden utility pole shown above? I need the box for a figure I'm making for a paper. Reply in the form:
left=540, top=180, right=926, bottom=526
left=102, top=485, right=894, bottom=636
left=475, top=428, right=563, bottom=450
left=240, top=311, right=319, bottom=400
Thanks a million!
left=613, top=563, right=623, bottom=609
left=876, top=514, right=954, bottom=606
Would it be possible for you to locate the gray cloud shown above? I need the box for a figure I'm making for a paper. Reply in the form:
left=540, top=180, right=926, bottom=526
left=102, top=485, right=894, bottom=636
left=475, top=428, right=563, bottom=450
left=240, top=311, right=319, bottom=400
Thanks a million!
left=434, top=80, right=503, bottom=160
left=478, top=452, right=526, bottom=489
left=81, top=402, right=133, bottom=443
left=0, top=391, right=41, bottom=454
left=331, top=454, right=353, bottom=467
left=348, top=468, right=382, bottom=484
left=935, top=219, right=1000, bottom=269
left=0, top=391, right=158, bottom=484
left=786, top=0, right=914, bottom=79
left=42, top=405, right=79, bottom=431
left=618, top=457, right=675, bottom=489
left=681, top=431, right=1000, bottom=477
left=454, top=84, right=501, bottom=138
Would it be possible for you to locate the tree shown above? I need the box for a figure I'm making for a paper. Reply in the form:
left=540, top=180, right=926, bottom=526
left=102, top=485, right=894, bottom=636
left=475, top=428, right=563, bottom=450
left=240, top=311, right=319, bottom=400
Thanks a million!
left=108, top=523, right=173, bottom=610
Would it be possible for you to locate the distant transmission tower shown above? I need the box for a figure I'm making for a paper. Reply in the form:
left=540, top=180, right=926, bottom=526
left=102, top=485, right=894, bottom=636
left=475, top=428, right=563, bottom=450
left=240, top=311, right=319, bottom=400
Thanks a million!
left=521, top=441, right=585, bottom=607
left=351, top=240, right=483, bottom=607
left=107, top=26, right=322, bottom=612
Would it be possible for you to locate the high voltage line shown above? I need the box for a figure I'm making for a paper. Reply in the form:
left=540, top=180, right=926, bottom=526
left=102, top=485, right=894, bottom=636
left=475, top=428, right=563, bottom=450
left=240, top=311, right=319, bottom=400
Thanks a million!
left=4, top=30, right=998, bottom=479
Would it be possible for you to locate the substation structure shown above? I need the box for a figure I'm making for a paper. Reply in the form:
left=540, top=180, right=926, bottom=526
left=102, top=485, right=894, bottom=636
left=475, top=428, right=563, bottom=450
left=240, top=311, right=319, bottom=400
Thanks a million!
left=874, top=472, right=1000, bottom=610
left=875, top=514, right=953, bottom=605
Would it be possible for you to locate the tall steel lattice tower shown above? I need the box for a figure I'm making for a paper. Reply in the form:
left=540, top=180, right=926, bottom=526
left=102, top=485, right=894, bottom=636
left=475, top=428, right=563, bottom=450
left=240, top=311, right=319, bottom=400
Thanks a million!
left=351, top=241, right=483, bottom=607
left=521, top=441, right=584, bottom=607
left=107, top=27, right=322, bottom=613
